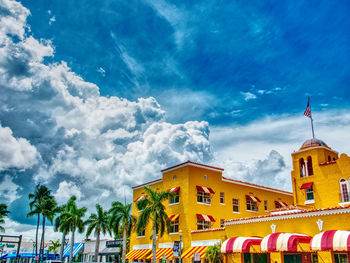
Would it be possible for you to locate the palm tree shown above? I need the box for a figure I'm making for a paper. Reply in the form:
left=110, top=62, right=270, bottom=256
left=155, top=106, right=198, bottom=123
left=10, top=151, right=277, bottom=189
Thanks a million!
left=48, top=240, right=61, bottom=257
left=27, top=184, right=52, bottom=260
left=54, top=196, right=77, bottom=260
left=85, top=204, right=110, bottom=262
left=109, top=201, right=136, bottom=263
left=205, top=244, right=222, bottom=263
left=0, top=204, right=10, bottom=232
left=28, top=196, right=58, bottom=261
left=135, top=186, right=175, bottom=263
left=56, top=198, right=86, bottom=263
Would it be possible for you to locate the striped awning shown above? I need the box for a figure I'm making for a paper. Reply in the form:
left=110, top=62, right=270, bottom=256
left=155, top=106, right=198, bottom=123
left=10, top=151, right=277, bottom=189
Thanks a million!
left=196, top=186, right=215, bottom=194
left=275, top=201, right=288, bottom=207
left=63, top=243, right=84, bottom=257
left=196, top=214, right=215, bottom=222
left=221, top=237, right=262, bottom=253
left=125, top=249, right=151, bottom=260
left=134, top=195, right=147, bottom=202
left=169, top=214, right=179, bottom=222
left=146, top=248, right=173, bottom=259
left=261, top=233, right=312, bottom=252
left=168, top=187, right=180, bottom=193
left=182, top=246, right=207, bottom=259
left=310, top=230, right=350, bottom=251
left=246, top=195, right=261, bottom=203
left=300, top=182, right=313, bottom=189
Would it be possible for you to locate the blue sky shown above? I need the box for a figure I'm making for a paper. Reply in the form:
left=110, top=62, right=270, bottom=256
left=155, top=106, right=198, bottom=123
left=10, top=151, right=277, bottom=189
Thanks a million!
left=1, top=0, right=350, bottom=240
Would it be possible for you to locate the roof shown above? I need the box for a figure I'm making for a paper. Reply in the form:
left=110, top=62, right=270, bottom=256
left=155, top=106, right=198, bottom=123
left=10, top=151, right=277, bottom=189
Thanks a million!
left=225, top=205, right=350, bottom=225
left=191, top=228, right=225, bottom=234
left=131, top=178, right=162, bottom=189
left=300, top=138, right=328, bottom=149
left=222, top=177, right=293, bottom=196
left=161, top=160, right=224, bottom=173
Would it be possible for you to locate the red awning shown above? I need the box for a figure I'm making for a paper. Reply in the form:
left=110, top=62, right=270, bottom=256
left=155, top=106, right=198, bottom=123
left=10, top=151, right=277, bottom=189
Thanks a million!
left=311, top=230, right=350, bottom=251
left=196, top=214, right=215, bottom=222
left=168, top=186, right=180, bottom=193
left=246, top=195, right=261, bottom=203
left=261, top=233, right=312, bottom=252
left=221, top=237, right=262, bottom=253
left=196, top=185, right=215, bottom=194
left=134, top=195, right=147, bottom=202
left=275, top=201, right=288, bottom=207
left=169, top=214, right=179, bottom=222
left=300, top=182, right=314, bottom=189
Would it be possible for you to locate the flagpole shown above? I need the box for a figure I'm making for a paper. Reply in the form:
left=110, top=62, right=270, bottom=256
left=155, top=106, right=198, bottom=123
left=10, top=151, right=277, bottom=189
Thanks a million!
left=308, top=97, right=315, bottom=139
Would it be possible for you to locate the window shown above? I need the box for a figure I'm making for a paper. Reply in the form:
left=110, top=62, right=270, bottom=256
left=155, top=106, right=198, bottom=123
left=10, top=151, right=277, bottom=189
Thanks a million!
left=328, top=156, right=331, bottom=162
left=220, top=219, right=225, bottom=228
left=312, top=253, right=318, bottom=263
left=232, top=199, right=239, bottom=212
left=173, top=175, right=177, bottom=180
left=306, top=186, right=314, bottom=200
left=170, top=218, right=179, bottom=233
left=204, top=175, right=208, bottom=180
left=170, top=191, right=180, bottom=204
left=197, top=219, right=210, bottom=230
left=264, top=200, right=268, bottom=211
left=275, top=201, right=282, bottom=209
left=334, top=253, right=348, bottom=263
left=340, top=179, right=350, bottom=202
left=300, top=158, right=306, bottom=177
left=197, top=191, right=211, bottom=204
left=220, top=192, right=225, bottom=204
left=307, top=156, right=314, bottom=175
left=137, top=228, right=145, bottom=237
left=246, top=197, right=258, bottom=211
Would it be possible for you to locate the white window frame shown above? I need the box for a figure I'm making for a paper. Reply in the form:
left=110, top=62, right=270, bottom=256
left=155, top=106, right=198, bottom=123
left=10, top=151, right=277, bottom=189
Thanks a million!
left=197, top=190, right=211, bottom=204
left=340, top=179, right=350, bottom=202
left=246, top=197, right=258, bottom=211
left=197, top=219, right=210, bottom=230
left=220, top=192, right=225, bottom=204
left=170, top=191, right=180, bottom=204
left=169, top=218, right=179, bottom=233
left=232, top=198, right=239, bottom=212
left=306, top=186, right=314, bottom=201
left=264, top=200, right=268, bottom=211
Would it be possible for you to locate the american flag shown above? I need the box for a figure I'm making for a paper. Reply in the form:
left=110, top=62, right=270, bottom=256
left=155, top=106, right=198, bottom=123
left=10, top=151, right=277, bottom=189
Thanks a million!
left=304, top=97, right=311, bottom=118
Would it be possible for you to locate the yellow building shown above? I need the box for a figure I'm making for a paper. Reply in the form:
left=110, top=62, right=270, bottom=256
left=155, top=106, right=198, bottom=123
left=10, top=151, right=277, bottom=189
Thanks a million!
left=127, top=161, right=293, bottom=263
left=127, top=138, right=350, bottom=263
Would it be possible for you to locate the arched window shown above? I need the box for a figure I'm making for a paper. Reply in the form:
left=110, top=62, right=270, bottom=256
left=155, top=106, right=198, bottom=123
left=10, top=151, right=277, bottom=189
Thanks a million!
left=299, top=158, right=306, bottom=177
left=307, top=156, right=313, bottom=176
left=340, top=179, right=349, bottom=202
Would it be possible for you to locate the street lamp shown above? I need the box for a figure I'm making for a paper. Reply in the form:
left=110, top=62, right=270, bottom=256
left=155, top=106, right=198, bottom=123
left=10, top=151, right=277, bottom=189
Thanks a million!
left=179, top=230, right=182, bottom=263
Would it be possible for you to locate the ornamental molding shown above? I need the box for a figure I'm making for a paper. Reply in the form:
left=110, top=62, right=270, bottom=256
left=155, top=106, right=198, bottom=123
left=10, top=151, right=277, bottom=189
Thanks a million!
left=316, top=219, right=323, bottom=231
left=270, top=224, right=276, bottom=233
left=133, top=244, right=152, bottom=250
left=292, top=146, right=338, bottom=155
left=225, top=208, right=350, bottom=226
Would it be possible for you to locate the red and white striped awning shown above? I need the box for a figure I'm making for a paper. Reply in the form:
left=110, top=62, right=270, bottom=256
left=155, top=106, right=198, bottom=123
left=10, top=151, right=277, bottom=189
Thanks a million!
left=134, top=195, right=147, bottom=202
left=246, top=195, right=261, bottom=203
left=168, top=186, right=180, bottom=193
left=261, top=233, right=312, bottom=252
left=196, top=214, right=215, bottom=222
left=196, top=185, right=215, bottom=194
left=300, top=182, right=313, bottom=189
left=169, top=214, right=179, bottom=222
left=275, top=201, right=288, bottom=207
left=310, top=230, right=350, bottom=251
left=221, top=237, right=262, bottom=253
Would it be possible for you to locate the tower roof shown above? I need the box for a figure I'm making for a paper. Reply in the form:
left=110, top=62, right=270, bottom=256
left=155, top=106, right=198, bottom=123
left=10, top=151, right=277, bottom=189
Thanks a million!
left=300, top=138, right=328, bottom=149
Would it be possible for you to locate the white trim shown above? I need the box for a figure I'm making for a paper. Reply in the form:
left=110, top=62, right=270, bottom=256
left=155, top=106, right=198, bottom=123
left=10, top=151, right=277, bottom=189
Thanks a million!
left=136, top=236, right=145, bottom=238
left=159, top=242, right=183, bottom=248
left=232, top=211, right=240, bottom=214
left=162, top=162, right=224, bottom=173
left=132, top=179, right=163, bottom=190
left=339, top=201, right=350, bottom=207
left=246, top=210, right=258, bottom=213
left=304, top=200, right=315, bottom=204
left=133, top=244, right=152, bottom=250
left=168, top=202, right=179, bottom=206
left=191, top=240, right=222, bottom=247
left=221, top=178, right=293, bottom=196
left=169, top=232, right=179, bottom=235
left=292, top=145, right=338, bottom=155
left=197, top=202, right=211, bottom=206
left=225, top=208, right=350, bottom=226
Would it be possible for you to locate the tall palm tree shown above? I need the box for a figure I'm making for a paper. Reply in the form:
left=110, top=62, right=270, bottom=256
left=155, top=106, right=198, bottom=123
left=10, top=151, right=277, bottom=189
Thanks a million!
left=28, top=196, right=58, bottom=261
left=135, top=186, right=174, bottom=263
left=85, top=204, right=110, bottom=262
left=109, top=201, right=136, bottom=263
left=0, top=204, right=10, bottom=232
left=27, top=184, right=52, bottom=260
left=56, top=199, right=86, bottom=263
left=54, top=196, right=77, bottom=260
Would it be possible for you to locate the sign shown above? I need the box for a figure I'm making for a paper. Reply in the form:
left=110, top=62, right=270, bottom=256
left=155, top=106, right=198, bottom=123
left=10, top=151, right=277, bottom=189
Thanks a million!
left=6, top=244, right=15, bottom=248
left=173, top=241, right=180, bottom=257
left=193, top=252, right=200, bottom=262
left=106, top=239, right=123, bottom=248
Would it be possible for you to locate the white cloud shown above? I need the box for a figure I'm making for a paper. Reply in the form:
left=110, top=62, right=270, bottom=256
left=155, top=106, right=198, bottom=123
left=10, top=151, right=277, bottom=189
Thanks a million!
left=0, top=124, right=39, bottom=171
left=49, top=16, right=56, bottom=25
left=54, top=181, right=83, bottom=204
left=241, top=91, right=257, bottom=101
left=0, top=175, right=22, bottom=203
